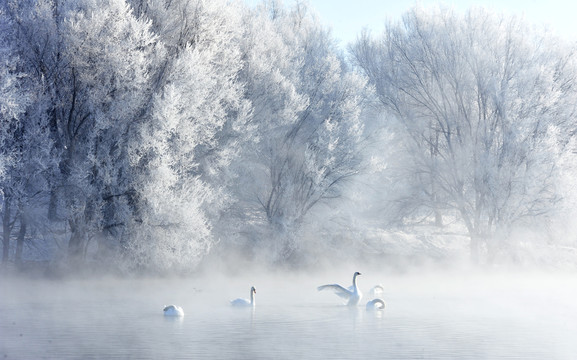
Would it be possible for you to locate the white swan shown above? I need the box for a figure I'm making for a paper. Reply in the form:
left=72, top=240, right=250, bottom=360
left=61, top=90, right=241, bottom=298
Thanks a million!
left=369, top=284, right=384, bottom=298
left=366, top=298, right=385, bottom=311
left=230, top=286, right=256, bottom=307
left=163, top=305, right=184, bottom=317
left=317, top=271, right=362, bottom=306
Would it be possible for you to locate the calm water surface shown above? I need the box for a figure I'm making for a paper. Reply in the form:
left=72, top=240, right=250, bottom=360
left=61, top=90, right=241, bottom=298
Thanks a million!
left=1, top=271, right=576, bottom=359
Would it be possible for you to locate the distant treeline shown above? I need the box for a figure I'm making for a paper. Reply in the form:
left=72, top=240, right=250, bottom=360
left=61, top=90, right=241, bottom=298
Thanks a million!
left=1, top=0, right=576, bottom=272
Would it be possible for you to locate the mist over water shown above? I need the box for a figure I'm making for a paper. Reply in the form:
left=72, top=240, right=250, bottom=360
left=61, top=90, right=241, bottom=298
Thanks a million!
left=3, top=0, right=577, bottom=358
left=1, top=267, right=576, bottom=359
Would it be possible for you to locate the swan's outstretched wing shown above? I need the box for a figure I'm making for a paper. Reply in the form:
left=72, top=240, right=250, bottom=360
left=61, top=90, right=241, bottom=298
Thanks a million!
left=317, top=284, right=353, bottom=299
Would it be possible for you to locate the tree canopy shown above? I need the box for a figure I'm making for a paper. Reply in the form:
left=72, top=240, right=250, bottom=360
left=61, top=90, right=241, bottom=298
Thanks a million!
left=1, top=1, right=576, bottom=271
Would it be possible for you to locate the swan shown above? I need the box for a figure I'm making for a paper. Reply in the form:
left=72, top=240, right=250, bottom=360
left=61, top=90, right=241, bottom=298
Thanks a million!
left=163, top=305, right=184, bottom=317
left=369, top=284, right=384, bottom=298
left=317, top=271, right=362, bottom=306
left=366, top=298, right=385, bottom=311
left=230, top=286, right=256, bottom=307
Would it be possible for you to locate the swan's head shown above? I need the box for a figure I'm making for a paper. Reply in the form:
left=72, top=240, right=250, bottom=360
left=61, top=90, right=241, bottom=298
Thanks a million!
left=352, top=272, right=362, bottom=286
left=370, top=284, right=384, bottom=297
left=251, top=286, right=256, bottom=294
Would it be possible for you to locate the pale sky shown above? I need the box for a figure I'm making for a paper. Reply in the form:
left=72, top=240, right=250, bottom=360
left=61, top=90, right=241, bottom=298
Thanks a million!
left=245, top=0, right=577, bottom=45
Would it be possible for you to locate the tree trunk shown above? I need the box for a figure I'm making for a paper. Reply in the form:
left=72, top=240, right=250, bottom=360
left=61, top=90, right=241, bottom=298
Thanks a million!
left=431, top=129, right=443, bottom=228
left=469, top=233, right=481, bottom=264
left=458, top=206, right=480, bottom=264
left=434, top=207, right=443, bottom=227
left=48, top=189, right=58, bottom=221
left=15, top=215, right=27, bottom=266
left=68, top=218, right=86, bottom=260
left=2, top=197, right=12, bottom=264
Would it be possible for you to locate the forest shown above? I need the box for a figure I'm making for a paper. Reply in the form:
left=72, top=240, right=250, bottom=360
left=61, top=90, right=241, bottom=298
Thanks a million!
left=1, top=0, right=577, bottom=274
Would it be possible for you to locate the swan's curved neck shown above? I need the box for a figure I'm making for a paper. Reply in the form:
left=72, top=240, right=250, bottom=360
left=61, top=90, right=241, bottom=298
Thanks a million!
left=352, top=273, right=359, bottom=289
left=250, top=290, right=255, bottom=305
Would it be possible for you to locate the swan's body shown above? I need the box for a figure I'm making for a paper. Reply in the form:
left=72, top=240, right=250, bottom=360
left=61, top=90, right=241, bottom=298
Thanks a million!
left=163, top=305, right=184, bottom=317
left=231, top=286, right=256, bottom=307
left=317, top=271, right=362, bottom=306
left=366, top=298, right=385, bottom=311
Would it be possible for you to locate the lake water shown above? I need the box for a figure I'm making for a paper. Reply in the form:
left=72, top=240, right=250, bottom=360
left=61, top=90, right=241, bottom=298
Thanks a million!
left=1, top=269, right=576, bottom=359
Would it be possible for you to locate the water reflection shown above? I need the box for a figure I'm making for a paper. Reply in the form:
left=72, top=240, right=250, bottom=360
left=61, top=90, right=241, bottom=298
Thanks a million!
left=228, top=303, right=257, bottom=329
left=368, top=307, right=385, bottom=319
left=163, top=315, right=184, bottom=324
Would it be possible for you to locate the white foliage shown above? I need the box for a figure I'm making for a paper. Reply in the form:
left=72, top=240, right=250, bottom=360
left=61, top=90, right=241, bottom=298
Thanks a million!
left=0, top=11, right=32, bottom=180
left=126, top=0, right=248, bottom=270
left=224, top=1, right=368, bottom=261
left=6, top=0, right=576, bottom=270
left=351, top=6, right=577, bottom=260
left=62, top=0, right=158, bottom=128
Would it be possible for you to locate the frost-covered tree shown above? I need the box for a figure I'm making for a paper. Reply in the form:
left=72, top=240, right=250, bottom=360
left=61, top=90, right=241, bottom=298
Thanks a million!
left=227, top=1, right=368, bottom=261
left=3, top=0, right=254, bottom=271
left=61, top=0, right=160, bottom=259
left=0, top=9, right=30, bottom=263
left=124, top=0, right=250, bottom=271
left=4, top=0, right=160, bottom=263
left=0, top=5, right=56, bottom=265
left=351, top=6, right=577, bottom=262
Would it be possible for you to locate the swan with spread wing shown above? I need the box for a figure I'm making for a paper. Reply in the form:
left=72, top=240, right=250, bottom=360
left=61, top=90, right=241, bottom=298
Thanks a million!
left=317, top=271, right=362, bottom=306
